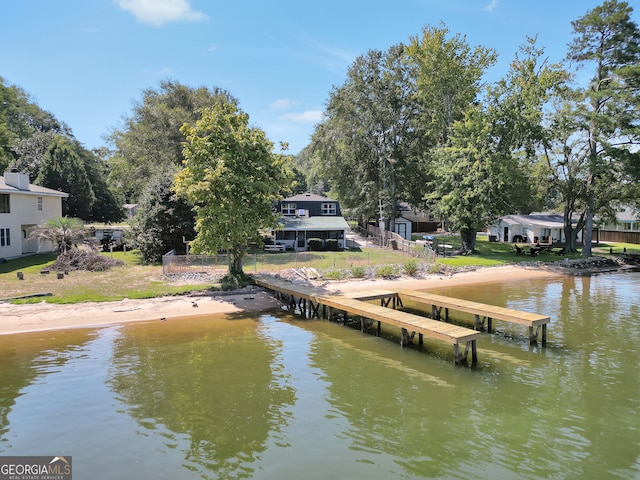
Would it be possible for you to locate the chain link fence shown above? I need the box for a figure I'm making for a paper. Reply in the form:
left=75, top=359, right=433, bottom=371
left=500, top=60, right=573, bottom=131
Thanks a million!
left=163, top=246, right=436, bottom=277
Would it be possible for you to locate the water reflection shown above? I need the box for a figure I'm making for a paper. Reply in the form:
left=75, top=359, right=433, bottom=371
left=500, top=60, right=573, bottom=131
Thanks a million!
left=108, top=315, right=296, bottom=479
left=0, top=272, right=639, bottom=479
left=0, top=329, right=98, bottom=446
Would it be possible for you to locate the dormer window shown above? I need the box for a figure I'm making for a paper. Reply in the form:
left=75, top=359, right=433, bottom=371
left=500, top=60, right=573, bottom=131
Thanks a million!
left=282, top=202, right=296, bottom=215
left=321, top=202, right=336, bottom=215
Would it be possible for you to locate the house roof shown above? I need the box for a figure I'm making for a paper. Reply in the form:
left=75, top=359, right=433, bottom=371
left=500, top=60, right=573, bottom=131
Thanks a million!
left=400, top=212, right=432, bottom=222
left=615, top=206, right=639, bottom=222
left=504, top=214, right=565, bottom=228
left=0, top=178, right=68, bottom=198
left=282, top=193, right=337, bottom=203
left=276, top=215, right=350, bottom=231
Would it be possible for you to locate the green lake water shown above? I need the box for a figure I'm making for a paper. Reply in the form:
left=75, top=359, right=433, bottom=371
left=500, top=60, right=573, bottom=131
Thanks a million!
left=0, top=270, right=639, bottom=479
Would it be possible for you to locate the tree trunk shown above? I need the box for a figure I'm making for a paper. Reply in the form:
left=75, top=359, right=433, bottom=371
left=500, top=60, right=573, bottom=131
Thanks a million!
left=228, top=247, right=244, bottom=275
left=460, top=229, right=477, bottom=253
left=563, top=206, right=577, bottom=253
left=582, top=189, right=594, bottom=257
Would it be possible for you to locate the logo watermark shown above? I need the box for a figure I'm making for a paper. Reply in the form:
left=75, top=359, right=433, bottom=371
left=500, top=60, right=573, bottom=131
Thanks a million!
left=0, top=456, right=71, bottom=480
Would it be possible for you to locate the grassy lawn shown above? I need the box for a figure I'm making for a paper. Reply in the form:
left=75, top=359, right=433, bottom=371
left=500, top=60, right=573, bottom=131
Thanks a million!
left=1, top=236, right=637, bottom=304
left=0, top=250, right=216, bottom=304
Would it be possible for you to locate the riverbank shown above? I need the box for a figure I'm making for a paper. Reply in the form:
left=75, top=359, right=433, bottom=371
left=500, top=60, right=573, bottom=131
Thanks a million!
left=0, top=264, right=566, bottom=336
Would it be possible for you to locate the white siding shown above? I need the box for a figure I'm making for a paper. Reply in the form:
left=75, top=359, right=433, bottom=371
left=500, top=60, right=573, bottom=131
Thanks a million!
left=0, top=191, right=64, bottom=259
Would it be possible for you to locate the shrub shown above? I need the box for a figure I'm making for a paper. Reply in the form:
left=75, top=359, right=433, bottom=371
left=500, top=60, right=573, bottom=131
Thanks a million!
left=308, top=238, right=323, bottom=251
left=404, top=258, right=419, bottom=276
left=220, top=272, right=253, bottom=291
left=376, top=264, right=397, bottom=278
left=351, top=265, right=366, bottom=278
left=322, top=269, right=347, bottom=280
left=325, top=239, right=339, bottom=251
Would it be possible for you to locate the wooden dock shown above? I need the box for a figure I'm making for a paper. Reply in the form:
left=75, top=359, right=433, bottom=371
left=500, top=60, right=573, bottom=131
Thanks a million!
left=320, top=294, right=480, bottom=364
left=397, top=290, right=549, bottom=345
left=254, top=276, right=479, bottom=364
left=254, top=276, right=551, bottom=363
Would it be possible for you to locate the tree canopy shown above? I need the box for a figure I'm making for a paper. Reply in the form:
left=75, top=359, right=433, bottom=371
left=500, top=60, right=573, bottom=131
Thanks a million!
left=565, top=0, right=640, bottom=256
left=107, top=80, right=239, bottom=202
left=174, top=102, right=285, bottom=274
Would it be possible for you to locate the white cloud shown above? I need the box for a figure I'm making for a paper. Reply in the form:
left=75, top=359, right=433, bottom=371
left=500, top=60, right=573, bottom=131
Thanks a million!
left=117, top=0, right=208, bottom=27
left=269, top=99, right=300, bottom=111
left=483, top=0, right=499, bottom=13
left=279, top=110, right=324, bottom=123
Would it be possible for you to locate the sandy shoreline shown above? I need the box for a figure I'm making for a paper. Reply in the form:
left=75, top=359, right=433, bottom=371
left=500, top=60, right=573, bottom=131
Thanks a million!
left=0, top=265, right=563, bottom=336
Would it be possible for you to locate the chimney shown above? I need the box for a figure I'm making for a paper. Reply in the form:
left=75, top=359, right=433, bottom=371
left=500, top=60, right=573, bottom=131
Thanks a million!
left=4, top=170, right=31, bottom=190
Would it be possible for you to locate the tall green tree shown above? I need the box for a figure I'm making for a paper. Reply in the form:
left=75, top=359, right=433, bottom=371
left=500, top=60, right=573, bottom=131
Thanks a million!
left=566, top=0, right=640, bottom=256
left=36, top=136, right=95, bottom=218
left=129, top=167, right=195, bottom=263
left=407, top=24, right=497, bottom=147
left=0, top=76, right=68, bottom=172
left=174, top=102, right=284, bottom=275
left=425, top=39, right=566, bottom=252
left=78, top=147, right=124, bottom=223
left=310, top=44, right=422, bottom=228
left=107, top=80, right=238, bottom=201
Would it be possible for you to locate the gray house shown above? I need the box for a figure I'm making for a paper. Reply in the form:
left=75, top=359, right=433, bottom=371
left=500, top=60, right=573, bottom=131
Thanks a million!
left=271, top=193, right=350, bottom=251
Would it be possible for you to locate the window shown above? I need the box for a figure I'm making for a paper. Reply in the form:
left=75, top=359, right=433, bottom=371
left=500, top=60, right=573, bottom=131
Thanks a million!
left=282, top=202, right=296, bottom=215
left=38, top=197, right=43, bottom=211
left=321, top=203, right=336, bottom=215
left=0, top=228, right=10, bottom=247
left=0, top=194, right=9, bottom=214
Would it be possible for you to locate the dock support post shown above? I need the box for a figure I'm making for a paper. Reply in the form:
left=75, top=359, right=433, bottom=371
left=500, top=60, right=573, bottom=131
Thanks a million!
left=542, top=324, right=547, bottom=346
left=377, top=321, right=381, bottom=337
left=453, top=341, right=477, bottom=365
left=400, top=329, right=415, bottom=346
left=419, top=333, right=423, bottom=345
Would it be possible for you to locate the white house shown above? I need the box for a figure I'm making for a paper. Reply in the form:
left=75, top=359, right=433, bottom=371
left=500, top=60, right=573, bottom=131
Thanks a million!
left=599, top=206, right=640, bottom=232
left=0, top=170, right=69, bottom=260
left=488, top=213, right=575, bottom=244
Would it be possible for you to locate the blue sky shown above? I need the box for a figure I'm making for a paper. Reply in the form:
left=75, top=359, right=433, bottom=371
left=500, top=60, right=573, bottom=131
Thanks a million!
left=2, top=0, right=633, bottom=155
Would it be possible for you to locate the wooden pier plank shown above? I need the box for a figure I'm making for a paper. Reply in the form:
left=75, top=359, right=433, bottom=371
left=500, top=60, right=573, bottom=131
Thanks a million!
left=254, top=276, right=480, bottom=345
left=398, top=290, right=550, bottom=327
left=315, top=295, right=480, bottom=345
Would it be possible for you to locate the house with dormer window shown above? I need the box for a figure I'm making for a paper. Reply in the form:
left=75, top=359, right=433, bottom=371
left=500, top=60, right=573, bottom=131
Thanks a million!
left=271, top=193, right=350, bottom=251
left=0, top=170, right=68, bottom=260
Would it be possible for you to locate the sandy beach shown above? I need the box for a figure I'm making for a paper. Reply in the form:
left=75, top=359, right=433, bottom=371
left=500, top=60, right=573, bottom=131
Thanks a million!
left=0, top=265, right=563, bottom=336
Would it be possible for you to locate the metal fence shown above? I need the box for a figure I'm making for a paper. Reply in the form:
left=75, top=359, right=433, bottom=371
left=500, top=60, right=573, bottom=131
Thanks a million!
left=365, top=224, right=439, bottom=259
left=162, top=246, right=436, bottom=276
